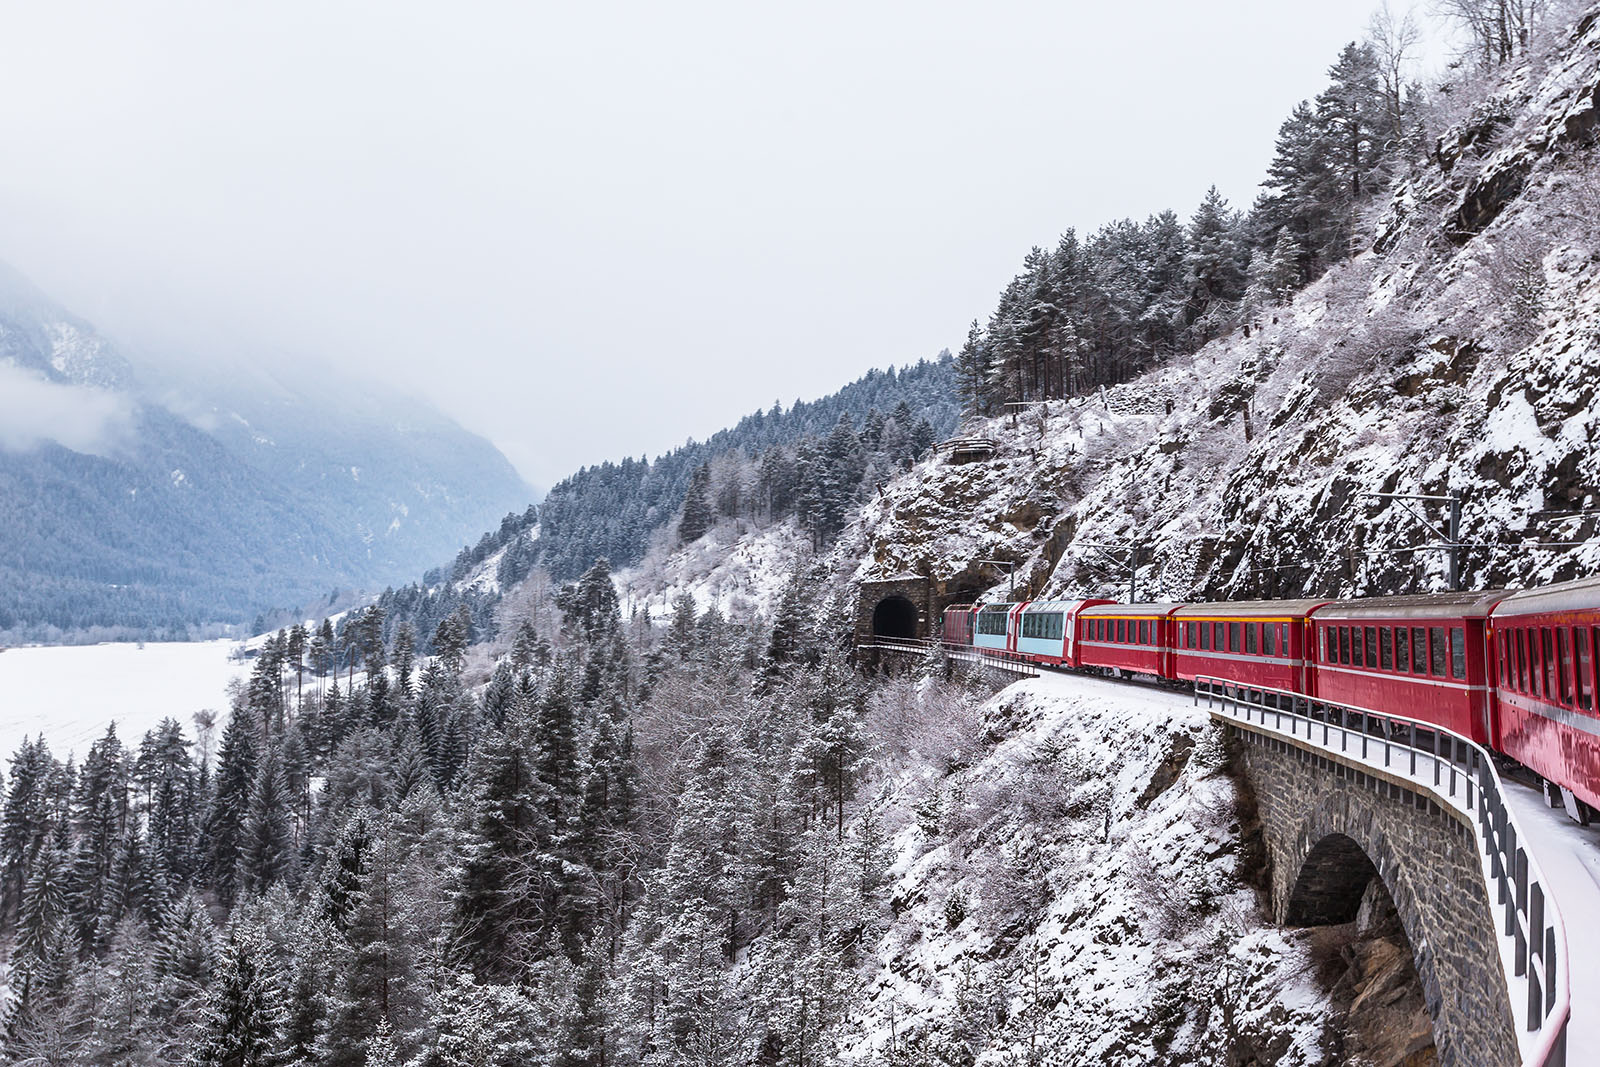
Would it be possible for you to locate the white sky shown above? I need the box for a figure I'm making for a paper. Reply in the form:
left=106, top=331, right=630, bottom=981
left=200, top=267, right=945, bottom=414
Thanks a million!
left=0, top=0, right=1434, bottom=489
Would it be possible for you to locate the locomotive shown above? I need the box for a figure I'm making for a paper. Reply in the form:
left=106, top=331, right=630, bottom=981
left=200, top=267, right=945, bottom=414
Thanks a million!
left=941, top=574, right=1600, bottom=820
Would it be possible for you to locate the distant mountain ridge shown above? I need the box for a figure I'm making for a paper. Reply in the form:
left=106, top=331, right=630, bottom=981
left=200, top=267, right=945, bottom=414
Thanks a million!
left=0, top=262, right=533, bottom=641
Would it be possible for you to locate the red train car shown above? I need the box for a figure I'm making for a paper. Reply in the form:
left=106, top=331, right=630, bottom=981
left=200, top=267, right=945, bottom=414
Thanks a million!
left=941, top=604, right=979, bottom=649
left=1079, top=602, right=1180, bottom=678
left=1490, top=576, right=1600, bottom=815
left=1309, top=592, right=1505, bottom=745
left=1173, top=599, right=1327, bottom=693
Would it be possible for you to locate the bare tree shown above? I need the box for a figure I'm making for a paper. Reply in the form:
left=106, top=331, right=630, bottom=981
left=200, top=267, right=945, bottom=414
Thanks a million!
left=1434, top=0, right=1549, bottom=66
left=1369, top=2, right=1421, bottom=147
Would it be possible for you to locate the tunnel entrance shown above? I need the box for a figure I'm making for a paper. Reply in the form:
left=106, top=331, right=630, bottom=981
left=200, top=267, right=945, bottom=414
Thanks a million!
left=871, top=596, right=919, bottom=640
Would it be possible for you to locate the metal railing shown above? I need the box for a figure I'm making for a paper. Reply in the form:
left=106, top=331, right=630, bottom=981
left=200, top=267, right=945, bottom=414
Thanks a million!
left=1196, top=676, right=1570, bottom=1067
left=854, top=636, right=1043, bottom=677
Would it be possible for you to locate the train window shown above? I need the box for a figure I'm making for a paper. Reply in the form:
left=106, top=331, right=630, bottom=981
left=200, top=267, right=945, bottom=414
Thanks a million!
left=1543, top=629, right=1558, bottom=700
left=1339, top=627, right=1351, bottom=664
left=1263, top=624, right=1277, bottom=657
left=1199, top=622, right=1210, bottom=650
left=1412, top=628, right=1428, bottom=673
left=1115, top=620, right=1125, bottom=643
left=1364, top=627, right=1378, bottom=667
left=1451, top=628, right=1466, bottom=680
left=1324, top=628, right=1334, bottom=660
left=1245, top=624, right=1257, bottom=654
left=1352, top=626, right=1364, bottom=667
left=1429, top=627, right=1447, bottom=676
left=1184, top=622, right=1196, bottom=648
left=1396, top=627, right=1410, bottom=672
left=1226, top=623, right=1238, bottom=652
left=1140, top=620, right=1151, bottom=645
left=1580, top=630, right=1595, bottom=711
left=1557, top=628, right=1572, bottom=705
left=1022, top=613, right=1065, bottom=641
left=1497, top=632, right=1508, bottom=686
left=978, top=609, right=1008, bottom=637
left=1517, top=629, right=1530, bottom=692
left=1380, top=628, right=1393, bottom=670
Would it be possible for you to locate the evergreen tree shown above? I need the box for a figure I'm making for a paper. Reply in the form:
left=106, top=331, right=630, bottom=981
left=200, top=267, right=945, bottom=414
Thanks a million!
left=191, top=923, right=285, bottom=1067
left=203, top=712, right=260, bottom=907
left=678, top=462, right=715, bottom=545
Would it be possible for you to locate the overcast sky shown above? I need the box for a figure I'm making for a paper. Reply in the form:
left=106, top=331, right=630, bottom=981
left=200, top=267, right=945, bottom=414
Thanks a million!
left=0, top=0, right=1435, bottom=489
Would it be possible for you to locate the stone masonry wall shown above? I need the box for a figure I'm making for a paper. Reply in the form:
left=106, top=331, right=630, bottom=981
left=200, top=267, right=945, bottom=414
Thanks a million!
left=1232, top=728, right=1521, bottom=1067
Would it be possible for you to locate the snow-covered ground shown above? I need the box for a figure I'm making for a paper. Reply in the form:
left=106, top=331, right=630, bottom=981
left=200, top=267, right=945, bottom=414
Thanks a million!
left=616, top=519, right=805, bottom=622
left=0, top=640, right=246, bottom=762
left=845, top=669, right=1334, bottom=1065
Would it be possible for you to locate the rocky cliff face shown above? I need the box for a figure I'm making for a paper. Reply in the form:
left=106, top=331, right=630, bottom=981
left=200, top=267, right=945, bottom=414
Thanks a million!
left=848, top=5, right=1600, bottom=605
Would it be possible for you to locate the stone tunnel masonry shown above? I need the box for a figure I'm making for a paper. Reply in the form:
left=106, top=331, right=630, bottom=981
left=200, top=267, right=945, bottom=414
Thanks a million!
left=1231, top=728, right=1521, bottom=1067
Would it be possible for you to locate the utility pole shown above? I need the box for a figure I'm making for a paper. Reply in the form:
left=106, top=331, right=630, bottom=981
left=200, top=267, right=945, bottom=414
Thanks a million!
left=1078, top=541, right=1143, bottom=602
left=1447, top=490, right=1462, bottom=592
left=1359, top=489, right=1466, bottom=592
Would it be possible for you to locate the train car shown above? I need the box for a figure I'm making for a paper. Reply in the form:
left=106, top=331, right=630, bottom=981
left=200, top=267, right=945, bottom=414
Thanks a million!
left=1489, top=575, right=1600, bottom=816
left=1015, top=599, right=1115, bottom=666
left=1079, top=602, right=1182, bottom=678
left=941, top=604, right=979, bottom=649
left=1172, top=599, right=1327, bottom=693
left=1309, top=592, right=1506, bottom=744
left=972, top=603, right=1023, bottom=653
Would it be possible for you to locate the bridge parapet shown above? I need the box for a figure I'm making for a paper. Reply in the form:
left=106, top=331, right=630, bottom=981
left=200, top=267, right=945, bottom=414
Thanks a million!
left=1199, top=677, right=1569, bottom=1067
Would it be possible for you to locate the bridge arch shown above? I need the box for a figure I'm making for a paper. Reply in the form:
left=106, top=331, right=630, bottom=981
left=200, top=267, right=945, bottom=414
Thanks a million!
left=871, top=596, right=919, bottom=640
left=1237, top=734, right=1521, bottom=1067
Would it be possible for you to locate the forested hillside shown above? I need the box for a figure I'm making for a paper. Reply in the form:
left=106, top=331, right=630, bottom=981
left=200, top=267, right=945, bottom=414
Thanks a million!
left=535, top=358, right=957, bottom=579
left=954, top=31, right=1426, bottom=413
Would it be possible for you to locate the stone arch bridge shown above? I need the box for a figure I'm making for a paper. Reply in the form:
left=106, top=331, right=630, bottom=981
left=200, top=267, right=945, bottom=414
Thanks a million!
left=1206, top=683, right=1569, bottom=1067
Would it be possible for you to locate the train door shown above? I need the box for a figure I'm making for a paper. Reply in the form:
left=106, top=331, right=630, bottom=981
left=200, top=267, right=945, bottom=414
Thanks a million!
left=1007, top=603, right=1027, bottom=654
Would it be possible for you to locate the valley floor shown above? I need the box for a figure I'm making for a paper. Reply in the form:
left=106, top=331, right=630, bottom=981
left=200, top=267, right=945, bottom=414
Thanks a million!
left=0, top=639, right=246, bottom=761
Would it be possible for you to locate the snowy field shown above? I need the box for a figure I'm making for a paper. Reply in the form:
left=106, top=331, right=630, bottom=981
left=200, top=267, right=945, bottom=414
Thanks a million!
left=0, top=640, right=245, bottom=762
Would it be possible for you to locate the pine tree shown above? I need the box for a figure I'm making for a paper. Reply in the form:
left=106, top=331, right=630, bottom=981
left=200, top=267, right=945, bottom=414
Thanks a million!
left=1182, top=186, right=1246, bottom=343
left=240, top=752, right=294, bottom=896
left=190, top=923, right=285, bottom=1067
left=678, top=462, right=714, bottom=545
left=203, top=712, right=259, bottom=907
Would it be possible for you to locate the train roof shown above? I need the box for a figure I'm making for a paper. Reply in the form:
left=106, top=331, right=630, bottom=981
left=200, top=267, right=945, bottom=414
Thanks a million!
left=1019, top=599, right=1114, bottom=612
left=1080, top=601, right=1182, bottom=617
left=1492, top=574, right=1600, bottom=617
left=1174, top=599, right=1329, bottom=618
left=1313, top=590, right=1508, bottom=620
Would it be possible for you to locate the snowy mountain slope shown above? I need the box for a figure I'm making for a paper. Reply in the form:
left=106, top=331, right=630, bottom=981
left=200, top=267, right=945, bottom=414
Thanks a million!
left=840, top=672, right=1342, bottom=1065
left=0, top=261, right=531, bottom=638
left=848, top=7, right=1600, bottom=606
left=614, top=519, right=809, bottom=622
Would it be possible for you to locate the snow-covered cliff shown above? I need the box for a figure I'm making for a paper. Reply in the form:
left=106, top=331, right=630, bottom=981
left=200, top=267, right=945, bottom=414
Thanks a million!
left=846, top=6, right=1600, bottom=606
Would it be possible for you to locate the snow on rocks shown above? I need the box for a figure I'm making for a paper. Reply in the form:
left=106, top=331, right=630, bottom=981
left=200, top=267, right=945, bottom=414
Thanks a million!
left=841, top=672, right=1332, bottom=1065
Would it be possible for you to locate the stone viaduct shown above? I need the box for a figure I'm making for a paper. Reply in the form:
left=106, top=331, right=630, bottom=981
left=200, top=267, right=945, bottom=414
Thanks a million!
left=1232, top=726, right=1522, bottom=1067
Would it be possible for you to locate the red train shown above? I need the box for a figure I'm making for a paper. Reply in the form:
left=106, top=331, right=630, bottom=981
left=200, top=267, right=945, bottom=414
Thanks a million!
left=941, top=575, right=1600, bottom=820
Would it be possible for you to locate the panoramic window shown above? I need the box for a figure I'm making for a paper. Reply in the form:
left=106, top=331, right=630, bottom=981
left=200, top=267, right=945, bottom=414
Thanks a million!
left=978, top=609, right=1008, bottom=636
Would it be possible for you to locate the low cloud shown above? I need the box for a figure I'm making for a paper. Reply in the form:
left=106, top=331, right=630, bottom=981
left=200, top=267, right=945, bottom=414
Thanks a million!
left=0, top=363, right=134, bottom=455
